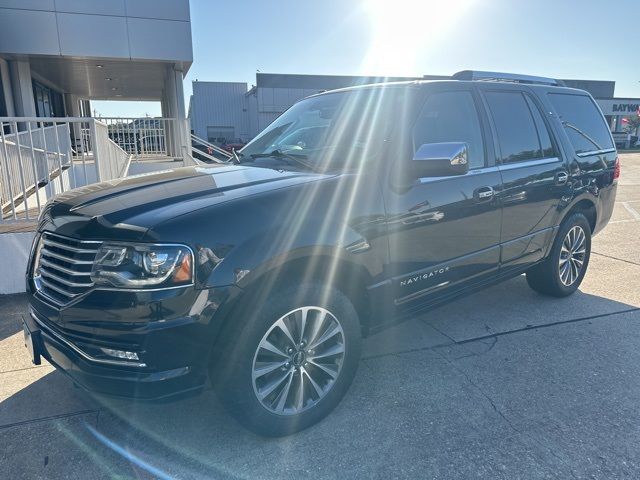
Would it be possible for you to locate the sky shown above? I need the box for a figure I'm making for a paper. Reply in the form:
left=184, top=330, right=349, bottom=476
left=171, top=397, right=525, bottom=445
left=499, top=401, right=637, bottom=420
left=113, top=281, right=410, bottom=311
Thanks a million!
left=92, top=0, right=640, bottom=117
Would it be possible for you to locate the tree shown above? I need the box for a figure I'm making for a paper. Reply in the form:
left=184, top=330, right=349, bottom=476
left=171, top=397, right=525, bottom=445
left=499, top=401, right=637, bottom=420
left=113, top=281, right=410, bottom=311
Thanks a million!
left=623, top=116, right=640, bottom=135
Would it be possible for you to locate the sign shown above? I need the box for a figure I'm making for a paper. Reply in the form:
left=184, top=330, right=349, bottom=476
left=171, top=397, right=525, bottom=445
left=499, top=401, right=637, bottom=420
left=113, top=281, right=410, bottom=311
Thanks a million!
left=612, top=103, right=640, bottom=113
left=596, top=98, right=640, bottom=116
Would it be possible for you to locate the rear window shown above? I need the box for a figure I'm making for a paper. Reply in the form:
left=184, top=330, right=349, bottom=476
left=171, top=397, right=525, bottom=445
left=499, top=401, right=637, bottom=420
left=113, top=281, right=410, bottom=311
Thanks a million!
left=548, top=93, right=614, bottom=155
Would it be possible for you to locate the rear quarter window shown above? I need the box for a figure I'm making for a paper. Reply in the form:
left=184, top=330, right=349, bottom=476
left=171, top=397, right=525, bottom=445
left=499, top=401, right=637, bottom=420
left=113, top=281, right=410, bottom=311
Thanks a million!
left=548, top=93, right=614, bottom=155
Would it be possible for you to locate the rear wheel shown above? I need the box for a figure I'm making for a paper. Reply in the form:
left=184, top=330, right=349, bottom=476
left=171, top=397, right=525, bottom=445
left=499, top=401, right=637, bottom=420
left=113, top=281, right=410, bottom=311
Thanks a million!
left=212, top=283, right=361, bottom=436
left=526, top=213, right=591, bottom=297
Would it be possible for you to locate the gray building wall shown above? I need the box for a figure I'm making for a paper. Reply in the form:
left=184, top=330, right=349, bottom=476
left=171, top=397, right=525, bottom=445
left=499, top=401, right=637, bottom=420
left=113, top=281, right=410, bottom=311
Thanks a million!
left=0, top=0, right=193, bottom=63
left=562, top=79, right=615, bottom=99
left=189, top=81, right=251, bottom=142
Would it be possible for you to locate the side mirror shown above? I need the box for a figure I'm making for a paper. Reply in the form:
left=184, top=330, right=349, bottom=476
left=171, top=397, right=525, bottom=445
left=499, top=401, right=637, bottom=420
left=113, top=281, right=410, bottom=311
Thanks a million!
left=410, top=142, right=469, bottom=178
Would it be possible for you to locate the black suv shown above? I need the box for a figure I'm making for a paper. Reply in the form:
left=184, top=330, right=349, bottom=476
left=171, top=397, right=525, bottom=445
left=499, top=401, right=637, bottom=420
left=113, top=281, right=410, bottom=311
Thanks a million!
left=23, top=71, right=619, bottom=436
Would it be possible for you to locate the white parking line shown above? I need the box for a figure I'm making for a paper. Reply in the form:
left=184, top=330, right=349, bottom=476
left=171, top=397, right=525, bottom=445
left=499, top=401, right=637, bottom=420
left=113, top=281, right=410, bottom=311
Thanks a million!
left=622, top=202, right=640, bottom=221
left=610, top=219, right=638, bottom=224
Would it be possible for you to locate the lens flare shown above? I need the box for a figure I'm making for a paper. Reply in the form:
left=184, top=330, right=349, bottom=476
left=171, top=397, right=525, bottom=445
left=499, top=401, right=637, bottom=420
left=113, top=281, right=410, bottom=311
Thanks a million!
left=363, top=0, right=475, bottom=74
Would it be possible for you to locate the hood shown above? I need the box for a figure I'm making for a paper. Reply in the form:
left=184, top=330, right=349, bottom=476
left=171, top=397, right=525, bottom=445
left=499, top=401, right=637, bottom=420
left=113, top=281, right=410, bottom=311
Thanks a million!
left=42, top=164, right=331, bottom=240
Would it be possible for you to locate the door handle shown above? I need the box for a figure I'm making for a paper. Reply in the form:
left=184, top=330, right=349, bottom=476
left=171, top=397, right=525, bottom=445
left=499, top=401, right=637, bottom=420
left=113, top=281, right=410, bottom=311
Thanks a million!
left=475, top=186, right=494, bottom=201
left=556, top=171, right=569, bottom=185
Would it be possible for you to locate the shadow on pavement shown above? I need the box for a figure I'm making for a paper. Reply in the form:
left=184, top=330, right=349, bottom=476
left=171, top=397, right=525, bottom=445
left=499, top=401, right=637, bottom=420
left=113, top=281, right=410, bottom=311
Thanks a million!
left=0, top=294, right=28, bottom=342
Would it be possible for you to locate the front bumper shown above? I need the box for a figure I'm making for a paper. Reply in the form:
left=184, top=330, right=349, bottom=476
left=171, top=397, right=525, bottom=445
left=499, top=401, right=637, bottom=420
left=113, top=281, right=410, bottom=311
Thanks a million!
left=25, top=284, right=240, bottom=400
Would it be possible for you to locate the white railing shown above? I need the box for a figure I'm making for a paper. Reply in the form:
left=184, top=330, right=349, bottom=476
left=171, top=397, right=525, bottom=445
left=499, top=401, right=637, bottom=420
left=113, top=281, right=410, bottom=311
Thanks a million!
left=93, top=121, right=132, bottom=181
left=0, top=115, right=195, bottom=223
left=97, top=117, right=180, bottom=158
left=0, top=117, right=134, bottom=222
left=0, top=119, right=82, bottom=221
left=0, top=122, right=72, bottom=217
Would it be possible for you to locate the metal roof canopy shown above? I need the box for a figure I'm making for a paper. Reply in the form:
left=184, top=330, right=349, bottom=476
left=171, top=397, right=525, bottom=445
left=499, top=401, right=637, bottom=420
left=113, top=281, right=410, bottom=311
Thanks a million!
left=26, top=56, right=184, bottom=101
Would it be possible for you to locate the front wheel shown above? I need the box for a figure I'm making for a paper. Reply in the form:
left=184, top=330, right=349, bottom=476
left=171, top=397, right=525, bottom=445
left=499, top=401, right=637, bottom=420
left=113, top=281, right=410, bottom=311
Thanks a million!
left=526, top=213, right=591, bottom=297
left=212, top=283, right=362, bottom=436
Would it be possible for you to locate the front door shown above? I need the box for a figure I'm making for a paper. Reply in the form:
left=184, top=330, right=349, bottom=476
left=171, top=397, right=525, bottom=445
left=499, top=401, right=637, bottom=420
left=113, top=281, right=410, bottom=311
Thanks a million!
left=383, top=86, right=503, bottom=311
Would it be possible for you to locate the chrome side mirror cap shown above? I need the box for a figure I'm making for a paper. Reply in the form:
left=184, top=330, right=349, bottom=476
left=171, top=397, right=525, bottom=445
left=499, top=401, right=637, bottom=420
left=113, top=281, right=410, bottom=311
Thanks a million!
left=411, top=142, right=469, bottom=177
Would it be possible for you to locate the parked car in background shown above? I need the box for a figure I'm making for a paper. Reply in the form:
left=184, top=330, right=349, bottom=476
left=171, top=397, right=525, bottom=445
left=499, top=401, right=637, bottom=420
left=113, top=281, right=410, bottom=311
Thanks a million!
left=23, top=71, right=618, bottom=436
left=611, top=132, right=639, bottom=149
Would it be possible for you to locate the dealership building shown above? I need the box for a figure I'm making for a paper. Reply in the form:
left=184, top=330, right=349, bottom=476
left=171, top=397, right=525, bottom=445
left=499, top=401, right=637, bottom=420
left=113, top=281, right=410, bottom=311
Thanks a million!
left=0, top=0, right=193, bottom=155
left=189, top=73, right=640, bottom=146
left=0, top=0, right=194, bottom=294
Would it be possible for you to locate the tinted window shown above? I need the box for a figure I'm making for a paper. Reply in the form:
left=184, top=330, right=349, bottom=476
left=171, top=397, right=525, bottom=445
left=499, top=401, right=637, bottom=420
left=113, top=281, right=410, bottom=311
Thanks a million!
left=412, top=91, right=485, bottom=169
left=485, top=91, right=543, bottom=163
left=525, top=95, right=555, bottom=158
left=51, top=89, right=64, bottom=117
left=548, top=93, right=614, bottom=155
left=32, top=80, right=65, bottom=118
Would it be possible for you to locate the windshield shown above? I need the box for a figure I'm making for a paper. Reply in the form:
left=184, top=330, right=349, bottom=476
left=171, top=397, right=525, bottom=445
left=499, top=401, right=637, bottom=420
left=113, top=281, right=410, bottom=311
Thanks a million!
left=240, top=87, right=410, bottom=171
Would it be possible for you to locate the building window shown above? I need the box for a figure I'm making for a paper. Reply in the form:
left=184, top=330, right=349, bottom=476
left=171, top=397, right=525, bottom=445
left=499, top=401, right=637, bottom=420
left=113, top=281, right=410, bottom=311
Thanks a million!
left=78, top=99, right=91, bottom=117
left=32, top=80, right=65, bottom=118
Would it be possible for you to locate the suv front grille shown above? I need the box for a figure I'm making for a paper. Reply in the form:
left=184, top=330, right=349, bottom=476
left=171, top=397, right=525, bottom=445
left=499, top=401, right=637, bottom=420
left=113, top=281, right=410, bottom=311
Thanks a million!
left=34, top=232, right=102, bottom=306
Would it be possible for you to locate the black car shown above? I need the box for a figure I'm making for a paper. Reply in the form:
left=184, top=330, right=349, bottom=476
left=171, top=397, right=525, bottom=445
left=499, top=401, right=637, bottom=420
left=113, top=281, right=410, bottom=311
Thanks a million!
left=23, top=71, right=619, bottom=436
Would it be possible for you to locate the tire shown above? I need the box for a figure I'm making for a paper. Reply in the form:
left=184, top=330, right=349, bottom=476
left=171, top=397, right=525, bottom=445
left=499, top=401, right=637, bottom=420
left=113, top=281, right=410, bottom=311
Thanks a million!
left=211, top=283, right=362, bottom=437
left=526, top=213, right=591, bottom=297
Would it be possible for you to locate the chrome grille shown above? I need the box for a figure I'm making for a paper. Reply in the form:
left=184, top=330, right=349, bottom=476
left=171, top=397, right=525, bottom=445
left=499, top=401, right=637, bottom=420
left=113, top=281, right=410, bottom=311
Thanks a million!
left=34, top=232, right=101, bottom=306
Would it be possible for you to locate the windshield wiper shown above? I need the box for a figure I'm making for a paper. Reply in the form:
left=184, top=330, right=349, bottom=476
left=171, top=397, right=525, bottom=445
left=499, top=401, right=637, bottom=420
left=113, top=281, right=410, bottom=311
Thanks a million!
left=562, top=121, right=602, bottom=150
left=249, top=150, right=318, bottom=172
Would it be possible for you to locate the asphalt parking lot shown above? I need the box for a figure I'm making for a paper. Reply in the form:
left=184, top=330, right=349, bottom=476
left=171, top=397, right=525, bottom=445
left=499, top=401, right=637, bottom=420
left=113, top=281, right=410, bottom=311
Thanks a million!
left=2, top=154, right=640, bottom=479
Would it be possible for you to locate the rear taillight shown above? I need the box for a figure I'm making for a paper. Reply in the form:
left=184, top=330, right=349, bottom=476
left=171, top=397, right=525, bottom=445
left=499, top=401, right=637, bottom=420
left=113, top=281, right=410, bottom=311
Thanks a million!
left=613, top=156, right=621, bottom=181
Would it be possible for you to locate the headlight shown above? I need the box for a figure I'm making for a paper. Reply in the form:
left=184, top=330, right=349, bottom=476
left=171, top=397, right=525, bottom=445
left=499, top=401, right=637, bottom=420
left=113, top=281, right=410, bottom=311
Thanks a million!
left=91, top=243, right=193, bottom=289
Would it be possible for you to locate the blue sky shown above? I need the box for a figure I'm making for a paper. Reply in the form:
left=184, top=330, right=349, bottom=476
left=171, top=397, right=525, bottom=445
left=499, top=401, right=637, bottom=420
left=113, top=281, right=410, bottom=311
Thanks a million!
left=93, top=0, right=640, bottom=117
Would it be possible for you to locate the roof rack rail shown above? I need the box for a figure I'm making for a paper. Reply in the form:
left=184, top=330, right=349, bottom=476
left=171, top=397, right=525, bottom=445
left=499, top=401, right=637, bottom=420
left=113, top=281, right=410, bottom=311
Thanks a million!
left=452, top=70, right=565, bottom=87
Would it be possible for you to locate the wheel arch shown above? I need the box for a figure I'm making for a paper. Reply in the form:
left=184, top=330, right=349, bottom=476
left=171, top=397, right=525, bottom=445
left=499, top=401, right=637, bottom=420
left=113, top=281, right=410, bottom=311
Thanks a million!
left=238, top=253, right=373, bottom=333
left=562, top=198, right=597, bottom=232
left=208, top=251, right=374, bottom=369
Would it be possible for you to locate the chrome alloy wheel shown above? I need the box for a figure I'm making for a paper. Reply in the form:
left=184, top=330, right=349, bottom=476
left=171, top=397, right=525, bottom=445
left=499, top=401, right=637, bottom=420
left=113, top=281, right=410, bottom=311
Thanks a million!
left=252, top=306, right=346, bottom=416
left=558, top=225, right=587, bottom=286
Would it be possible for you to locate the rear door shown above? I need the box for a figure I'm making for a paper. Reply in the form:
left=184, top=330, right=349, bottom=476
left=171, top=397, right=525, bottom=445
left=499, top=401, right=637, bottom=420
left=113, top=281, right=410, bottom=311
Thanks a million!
left=545, top=92, right=618, bottom=231
left=383, top=84, right=503, bottom=309
left=479, top=85, right=569, bottom=271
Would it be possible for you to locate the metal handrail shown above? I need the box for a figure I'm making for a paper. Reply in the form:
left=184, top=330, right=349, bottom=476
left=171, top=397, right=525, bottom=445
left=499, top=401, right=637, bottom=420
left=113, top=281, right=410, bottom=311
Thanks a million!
left=0, top=136, right=68, bottom=158
left=190, top=147, right=228, bottom=164
left=0, top=116, right=95, bottom=122
left=190, top=133, right=233, bottom=158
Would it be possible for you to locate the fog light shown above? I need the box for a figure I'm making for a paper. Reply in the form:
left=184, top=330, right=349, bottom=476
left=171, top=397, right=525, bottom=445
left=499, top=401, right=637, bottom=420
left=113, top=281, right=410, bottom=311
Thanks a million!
left=100, top=347, right=140, bottom=361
